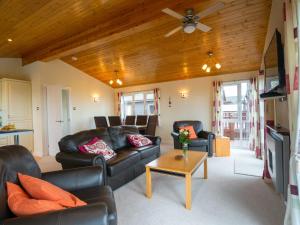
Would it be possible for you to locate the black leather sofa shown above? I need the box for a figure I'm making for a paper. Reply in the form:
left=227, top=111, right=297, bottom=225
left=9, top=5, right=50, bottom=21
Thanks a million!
left=0, top=145, right=117, bottom=225
left=56, top=126, right=161, bottom=190
left=171, top=121, right=214, bottom=157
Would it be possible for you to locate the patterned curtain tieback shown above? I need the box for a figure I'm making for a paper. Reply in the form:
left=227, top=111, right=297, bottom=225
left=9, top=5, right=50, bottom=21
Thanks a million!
left=290, top=185, right=299, bottom=196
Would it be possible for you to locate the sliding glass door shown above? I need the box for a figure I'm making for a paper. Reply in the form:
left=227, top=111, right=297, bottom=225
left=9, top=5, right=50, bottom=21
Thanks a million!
left=221, top=81, right=250, bottom=149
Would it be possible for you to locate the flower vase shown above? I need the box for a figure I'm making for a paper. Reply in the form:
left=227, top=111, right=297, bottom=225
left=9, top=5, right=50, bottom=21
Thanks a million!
left=182, top=143, right=188, bottom=158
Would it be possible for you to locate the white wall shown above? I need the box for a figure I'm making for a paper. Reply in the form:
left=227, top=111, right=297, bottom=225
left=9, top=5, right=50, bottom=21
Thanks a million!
left=0, top=58, right=114, bottom=157
left=22, top=60, right=114, bottom=156
left=116, top=71, right=256, bottom=144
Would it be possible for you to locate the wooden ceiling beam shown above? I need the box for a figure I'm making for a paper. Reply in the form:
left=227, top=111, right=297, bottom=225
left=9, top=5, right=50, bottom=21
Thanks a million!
left=22, top=0, right=206, bottom=65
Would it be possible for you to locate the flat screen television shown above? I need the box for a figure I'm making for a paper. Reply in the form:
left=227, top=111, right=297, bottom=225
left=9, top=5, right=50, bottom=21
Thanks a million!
left=261, top=30, right=286, bottom=98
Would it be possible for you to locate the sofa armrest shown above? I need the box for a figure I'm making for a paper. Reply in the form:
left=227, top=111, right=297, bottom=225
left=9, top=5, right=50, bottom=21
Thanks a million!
left=198, top=131, right=215, bottom=157
left=171, top=132, right=179, bottom=138
left=56, top=152, right=106, bottom=183
left=144, top=135, right=161, bottom=145
left=4, top=203, right=108, bottom=225
left=42, top=166, right=105, bottom=191
left=198, top=130, right=215, bottom=139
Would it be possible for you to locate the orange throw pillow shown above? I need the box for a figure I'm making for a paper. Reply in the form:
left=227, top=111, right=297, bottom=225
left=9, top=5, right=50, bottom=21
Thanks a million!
left=18, top=173, right=87, bottom=208
left=6, top=182, right=65, bottom=217
left=179, top=126, right=197, bottom=139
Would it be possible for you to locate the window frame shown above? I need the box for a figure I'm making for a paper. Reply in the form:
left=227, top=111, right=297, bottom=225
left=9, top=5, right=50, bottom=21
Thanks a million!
left=121, top=90, right=155, bottom=119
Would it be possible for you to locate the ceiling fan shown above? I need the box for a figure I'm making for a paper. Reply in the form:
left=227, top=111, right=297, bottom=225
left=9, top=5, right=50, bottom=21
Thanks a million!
left=162, top=2, right=225, bottom=37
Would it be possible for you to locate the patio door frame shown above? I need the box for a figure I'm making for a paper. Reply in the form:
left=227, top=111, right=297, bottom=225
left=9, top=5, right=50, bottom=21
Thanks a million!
left=221, top=80, right=250, bottom=148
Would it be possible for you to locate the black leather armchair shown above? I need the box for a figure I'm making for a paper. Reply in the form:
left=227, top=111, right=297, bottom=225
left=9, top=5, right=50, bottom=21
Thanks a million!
left=171, top=121, right=215, bottom=157
left=0, top=145, right=117, bottom=225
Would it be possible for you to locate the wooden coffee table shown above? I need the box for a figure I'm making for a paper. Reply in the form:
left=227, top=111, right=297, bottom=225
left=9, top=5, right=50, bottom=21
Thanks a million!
left=145, top=149, right=208, bottom=210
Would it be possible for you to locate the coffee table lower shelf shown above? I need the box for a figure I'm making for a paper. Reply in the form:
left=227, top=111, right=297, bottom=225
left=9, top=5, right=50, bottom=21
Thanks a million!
left=145, top=150, right=208, bottom=210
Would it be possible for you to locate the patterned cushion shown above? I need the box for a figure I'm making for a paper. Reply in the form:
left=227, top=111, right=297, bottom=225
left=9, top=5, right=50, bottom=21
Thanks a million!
left=78, top=137, right=116, bottom=160
left=127, top=134, right=152, bottom=147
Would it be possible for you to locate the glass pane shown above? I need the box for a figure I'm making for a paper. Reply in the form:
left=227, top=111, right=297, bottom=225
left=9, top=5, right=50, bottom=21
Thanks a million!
left=125, top=103, right=133, bottom=116
left=134, top=93, right=144, bottom=101
left=223, top=85, right=238, bottom=104
left=146, top=93, right=154, bottom=100
left=146, top=101, right=155, bottom=115
left=123, top=95, right=133, bottom=102
left=134, top=102, right=144, bottom=115
left=241, top=82, right=248, bottom=98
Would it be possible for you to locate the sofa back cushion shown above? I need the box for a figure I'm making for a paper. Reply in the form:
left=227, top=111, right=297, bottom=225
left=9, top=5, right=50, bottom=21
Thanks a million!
left=173, top=121, right=203, bottom=134
left=59, top=128, right=113, bottom=152
left=108, top=126, right=139, bottom=150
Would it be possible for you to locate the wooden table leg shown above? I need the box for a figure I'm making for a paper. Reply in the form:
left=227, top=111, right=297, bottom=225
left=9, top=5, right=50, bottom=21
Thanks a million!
left=185, top=173, right=192, bottom=210
left=146, top=167, right=152, bottom=198
left=204, top=159, right=208, bottom=179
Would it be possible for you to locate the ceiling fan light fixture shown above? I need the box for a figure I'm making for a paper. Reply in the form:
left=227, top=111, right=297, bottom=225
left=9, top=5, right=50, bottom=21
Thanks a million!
left=109, top=80, right=114, bottom=85
left=215, top=63, right=221, bottom=69
left=202, top=64, right=208, bottom=70
left=183, top=23, right=196, bottom=34
left=206, top=67, right=211, bottom=73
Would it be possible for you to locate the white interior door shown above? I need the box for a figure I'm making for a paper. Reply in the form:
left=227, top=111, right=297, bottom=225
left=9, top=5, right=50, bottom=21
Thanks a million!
left=46, top=85, right=64, bottom=156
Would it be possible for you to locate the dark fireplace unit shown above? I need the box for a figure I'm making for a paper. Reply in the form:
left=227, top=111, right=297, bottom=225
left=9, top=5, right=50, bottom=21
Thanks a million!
left=266, top=125, right=290, bottom=200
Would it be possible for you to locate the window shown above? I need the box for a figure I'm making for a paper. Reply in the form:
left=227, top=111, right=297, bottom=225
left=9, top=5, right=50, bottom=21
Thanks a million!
left=121, top=90, right=156, bottom=119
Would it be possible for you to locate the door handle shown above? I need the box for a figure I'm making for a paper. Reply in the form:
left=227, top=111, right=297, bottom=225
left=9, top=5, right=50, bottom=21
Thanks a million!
left=56, top=120, right=64, bottom=123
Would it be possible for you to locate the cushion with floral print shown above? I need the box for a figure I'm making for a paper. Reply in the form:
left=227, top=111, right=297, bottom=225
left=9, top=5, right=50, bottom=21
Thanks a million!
left=127, top=134, right=153, bottom=147
left=78, top=137, right=116, bottom=160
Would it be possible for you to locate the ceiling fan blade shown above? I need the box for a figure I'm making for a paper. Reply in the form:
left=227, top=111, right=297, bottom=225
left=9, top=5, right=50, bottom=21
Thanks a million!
left=196, top=23, right=212, bottom=32
left=162, top=8, right=184, bottom=20
left=165, top=26, right=182, bottom=37
left=196, top=2, right=225, bottom=19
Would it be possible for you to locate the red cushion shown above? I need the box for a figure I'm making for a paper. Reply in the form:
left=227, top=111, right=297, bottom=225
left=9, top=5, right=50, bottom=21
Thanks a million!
left=18, top=173, right=87, bottom=208
left=78, top=137, right=116, bottom=160
left=127, top=134, right=152, bottom=147
left=179, top=126, right=197, bottom=139
left=6, top=182, right=65, bottom=217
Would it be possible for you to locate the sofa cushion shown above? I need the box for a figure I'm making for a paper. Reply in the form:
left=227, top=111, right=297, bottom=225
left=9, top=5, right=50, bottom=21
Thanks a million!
left=6, top=182, right=65, bottom=217
left=78, top=137, right=116, bottom=160
left=106, top=150, right=140, bottom=176
left=173, top=121, right=203, bottom=134
left=127, top=134, right=152, bottom=147
left=108, top=126, right=139, bottom=150
left=59, top=128, right=113, bottom=153
left=18, top=173, right=87, bottom=208
left=189, top=138, right=208, bottom=147
left=71, top=186, right=117, bottom=225
left=178, top=126, right=197, bottom=139
left=128, top=145, right=160, bottom=159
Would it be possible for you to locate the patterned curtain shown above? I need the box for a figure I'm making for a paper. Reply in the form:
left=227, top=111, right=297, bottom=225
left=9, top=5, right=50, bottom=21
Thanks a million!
left=284, top=0, right=300, bottom=224
left=212, top=81, right=222, bottom=136
left=249, top=77, right=262, bottom=159
left=117, top=91, right=123, bottom=117
left=153, top=88, right=161, bottom=126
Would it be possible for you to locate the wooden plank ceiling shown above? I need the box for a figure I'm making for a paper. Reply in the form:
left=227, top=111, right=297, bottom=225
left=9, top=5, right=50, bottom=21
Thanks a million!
left=0, top=0, right=271, bottom=87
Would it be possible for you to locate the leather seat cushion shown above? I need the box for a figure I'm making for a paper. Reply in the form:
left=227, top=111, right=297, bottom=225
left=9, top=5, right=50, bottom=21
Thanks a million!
left=71, top=186, right=117, bottom=225
left=106, top=150, right=140, bottom=176
left=189, top=138, right=208, bottom=147
left=128, top=145, right=159, bottom=159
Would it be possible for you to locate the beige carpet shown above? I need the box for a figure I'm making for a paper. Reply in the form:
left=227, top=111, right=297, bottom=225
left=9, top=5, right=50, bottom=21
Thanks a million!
left=37, top=145, right=285, bottom=225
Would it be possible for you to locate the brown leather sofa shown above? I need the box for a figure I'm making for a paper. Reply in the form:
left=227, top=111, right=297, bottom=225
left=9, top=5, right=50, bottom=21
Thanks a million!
left=56, top=126, right=161, bottom=190
left=0, top=145, right=117, bottom=225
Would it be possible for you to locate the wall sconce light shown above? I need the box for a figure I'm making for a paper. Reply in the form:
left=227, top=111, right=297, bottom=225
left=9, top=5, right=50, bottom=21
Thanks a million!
left=180, top=91, right=188, bottom=99
left=93, top=96, right=100, bottom=103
